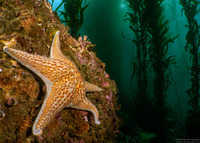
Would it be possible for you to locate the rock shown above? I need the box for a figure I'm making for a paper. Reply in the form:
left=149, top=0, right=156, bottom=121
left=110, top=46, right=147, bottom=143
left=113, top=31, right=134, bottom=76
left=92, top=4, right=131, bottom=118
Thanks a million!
left=0, top=0, right=120, bottom=142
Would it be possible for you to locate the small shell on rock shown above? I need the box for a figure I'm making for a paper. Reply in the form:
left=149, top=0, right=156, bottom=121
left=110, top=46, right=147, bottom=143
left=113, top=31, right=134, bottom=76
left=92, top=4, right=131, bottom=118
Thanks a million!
left=84, top=116, right=88, bottom=122
left=6, top=97, right=17, bottom=107
left=0, top=110, right=5, bottom=120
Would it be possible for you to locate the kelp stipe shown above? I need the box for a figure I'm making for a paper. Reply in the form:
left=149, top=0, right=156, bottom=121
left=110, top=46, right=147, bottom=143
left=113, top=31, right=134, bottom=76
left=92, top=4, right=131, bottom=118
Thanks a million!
left=122, top=0, right=153, bottom=139
left=180, top=0, right=200, bottom=138
left=147, top=1, right=177, bottom=141
left=120, top=0, right=177, bottom=142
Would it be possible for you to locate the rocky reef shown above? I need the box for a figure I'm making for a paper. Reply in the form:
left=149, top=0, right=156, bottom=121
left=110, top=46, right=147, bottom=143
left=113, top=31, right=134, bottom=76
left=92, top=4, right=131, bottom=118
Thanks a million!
left=0, top=0, right=120, bottom=142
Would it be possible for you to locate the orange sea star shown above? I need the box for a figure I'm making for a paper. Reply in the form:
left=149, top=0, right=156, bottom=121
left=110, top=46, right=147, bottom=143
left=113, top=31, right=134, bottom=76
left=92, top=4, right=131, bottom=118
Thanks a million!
left=3, top=31, right=102, bottom=136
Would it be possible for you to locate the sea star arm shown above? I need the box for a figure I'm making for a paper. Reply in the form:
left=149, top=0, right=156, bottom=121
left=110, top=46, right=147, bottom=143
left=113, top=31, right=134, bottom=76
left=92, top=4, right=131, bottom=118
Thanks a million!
left=3, top=47, right=67, bottom=82
left=33, top=80, right=75, bottom=136
left=50, top=31, right=76, bottom=68
left=50, top=31, right=102, bottom=92
left=68, top=96, right=100, bottom=125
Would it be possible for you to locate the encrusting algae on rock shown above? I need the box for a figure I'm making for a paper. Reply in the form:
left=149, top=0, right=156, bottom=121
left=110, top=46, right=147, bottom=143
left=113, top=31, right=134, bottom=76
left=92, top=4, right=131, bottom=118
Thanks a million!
left=0, top=0, right=120, bottom=142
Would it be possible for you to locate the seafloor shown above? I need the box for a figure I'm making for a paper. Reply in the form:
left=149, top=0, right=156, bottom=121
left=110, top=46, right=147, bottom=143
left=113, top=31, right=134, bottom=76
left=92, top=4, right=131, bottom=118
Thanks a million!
left=0, top=0, right=120, bottom=142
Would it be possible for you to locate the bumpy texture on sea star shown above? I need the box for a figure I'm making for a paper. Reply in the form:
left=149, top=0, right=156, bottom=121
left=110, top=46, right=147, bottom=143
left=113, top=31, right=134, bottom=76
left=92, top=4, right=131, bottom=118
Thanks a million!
left=3, top=31, right=102, bottom=136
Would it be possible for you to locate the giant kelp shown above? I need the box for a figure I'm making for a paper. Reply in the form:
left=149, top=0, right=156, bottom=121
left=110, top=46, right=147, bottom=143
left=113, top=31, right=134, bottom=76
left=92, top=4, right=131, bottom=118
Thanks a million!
left=0, top=0, right=119, bottom=142
left=180, top=0, right=200, bottom=138
left=121, top=0, right=153, bottom=139
left=120, top=0, right=176, bottom=142
left=146, top=1, right=177, bottom=142
left=54, top=0, right=89, bottom=39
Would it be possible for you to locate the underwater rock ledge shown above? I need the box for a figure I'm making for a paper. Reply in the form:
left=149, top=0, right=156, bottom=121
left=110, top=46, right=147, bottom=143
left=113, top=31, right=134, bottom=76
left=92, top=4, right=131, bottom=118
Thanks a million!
left=0, top=0, right=120, bottom=142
